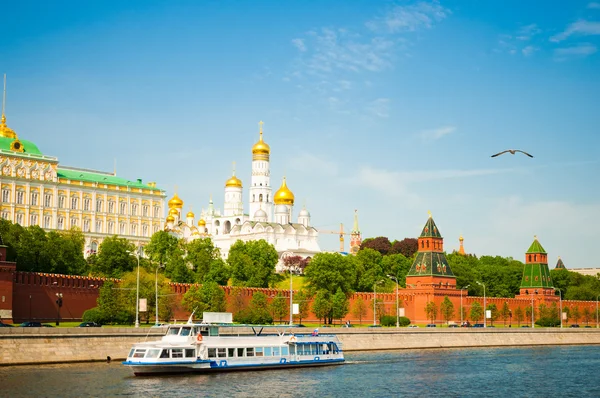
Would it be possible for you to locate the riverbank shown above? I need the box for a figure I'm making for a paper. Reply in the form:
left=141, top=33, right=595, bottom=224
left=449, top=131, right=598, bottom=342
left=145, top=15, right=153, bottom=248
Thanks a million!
left=2, top=327, right=600, bottom=366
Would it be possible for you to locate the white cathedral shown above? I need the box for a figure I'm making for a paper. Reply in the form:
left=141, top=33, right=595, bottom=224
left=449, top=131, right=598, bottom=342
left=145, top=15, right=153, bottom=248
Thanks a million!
left=164, top=122, right=321, bottom=269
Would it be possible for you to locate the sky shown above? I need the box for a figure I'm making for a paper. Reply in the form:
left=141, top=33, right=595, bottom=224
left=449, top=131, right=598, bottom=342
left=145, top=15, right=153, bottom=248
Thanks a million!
left=1, top=0, right=600, bottom=267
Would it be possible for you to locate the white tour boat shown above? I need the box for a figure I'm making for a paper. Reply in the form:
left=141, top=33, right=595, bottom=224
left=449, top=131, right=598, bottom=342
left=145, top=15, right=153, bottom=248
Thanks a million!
left=123, top=313, right=344, bottom=376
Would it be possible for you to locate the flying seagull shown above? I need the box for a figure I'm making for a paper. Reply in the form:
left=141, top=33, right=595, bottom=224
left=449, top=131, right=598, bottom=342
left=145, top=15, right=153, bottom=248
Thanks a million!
left=491, top=149, right=534, bottom=158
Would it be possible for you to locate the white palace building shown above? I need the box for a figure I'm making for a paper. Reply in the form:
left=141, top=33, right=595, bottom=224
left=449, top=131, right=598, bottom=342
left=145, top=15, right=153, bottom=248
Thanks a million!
left=164, top=122, right=321, bottom=267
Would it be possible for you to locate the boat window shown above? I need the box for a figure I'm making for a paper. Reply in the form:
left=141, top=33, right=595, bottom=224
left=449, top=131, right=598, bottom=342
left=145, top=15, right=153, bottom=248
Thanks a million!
left=281, top=346, right=289, bottom=356
left=289, top=346, right=295, bottom=355
left=128, top=349, right=135, bottom=358
left=133, top=349, right=146, bottom=358
left=217, top=348, right=226, bottom=358
left=172, top=349, right=183, bottom=358
left=264, top=347, right=272, bottom=356
left=167, top=327, right=180, bottom=335
left=246, top=347, right=254, bottom=357
left=209, top=326, right=219, bottom=336
left=146, top=349, right=161, bottom=358
left=201, top=328, right=210, bottom=337
left=228, top=348, right=236, bottom=357
left=185, top=349, right=196, bottom=358
left=237, top=348, right=245, bottom=357
left=255, top=347, right=264, bottom=357
left=160, top=350, right=170, bottom=358
left=273, top=347, right=280, bottom=356
left=208, top=348, right=217, bottom=358
left=180, top=327, right=191, bottom=337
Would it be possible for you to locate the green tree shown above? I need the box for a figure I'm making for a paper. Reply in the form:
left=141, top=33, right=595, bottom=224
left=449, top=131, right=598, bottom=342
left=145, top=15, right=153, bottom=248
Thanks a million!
left=93, top=280, right=133, bottom=325
left=440, top=296, right=455, bottom=325
left=269, top=292, right=289, bottom=323
left=229, top=286, right=248, bottom=316
left=228, top=240, right=278, bottom=288
left=487, top=303, right=499, bottom=326
left=425, top=301, right=438, bottom=324
left=514, top=306, right=524, bottom=327
left=145, top=230, right=180, bottom=266
left=360, top=237, right=392, bottom=255
left=582, top=307, right=592, bottom=326
left=501, top=302, right=511, bottom=326
left=312, top=290, right=332, bottom=325
left=186, top=238, right=229, bottom=284
left=352, top=296, right=368, bottom=325
left=294, top=289, right=312, bottom=325
left=525, top=305, right=535, bottom=326
left=382, top=254, right=412, bottom=287
left=331, top=287, right=350, bottom=325
left=91, top=236, right=136, bottom=278
left=390, top=238, right=418, bottom=258
left=304, top=252, right=357, bottom=295
left=355, top=248, right=385, bottom=292
left=470, top=301, right=483, bottom=324
left=571, top=306, right=581, bottom=325
left=182, top=282, right=226, bottom=315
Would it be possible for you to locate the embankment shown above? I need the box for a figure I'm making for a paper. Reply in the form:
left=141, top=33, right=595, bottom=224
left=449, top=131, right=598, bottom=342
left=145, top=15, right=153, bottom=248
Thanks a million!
left=1, top=327, right=600, bottom=366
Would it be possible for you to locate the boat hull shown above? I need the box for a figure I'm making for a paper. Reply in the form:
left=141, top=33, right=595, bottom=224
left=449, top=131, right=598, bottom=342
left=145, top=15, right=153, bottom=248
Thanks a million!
left=125, top=358, right=345, bottom=376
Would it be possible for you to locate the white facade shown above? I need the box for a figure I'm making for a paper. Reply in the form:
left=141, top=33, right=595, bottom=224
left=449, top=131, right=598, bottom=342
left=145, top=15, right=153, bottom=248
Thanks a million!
left=164, top=123, right=320, bottom=268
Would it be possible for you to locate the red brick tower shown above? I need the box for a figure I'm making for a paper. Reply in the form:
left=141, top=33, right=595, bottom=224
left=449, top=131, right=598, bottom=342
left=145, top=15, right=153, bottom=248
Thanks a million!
left=0, top=241, right=16, bottom=323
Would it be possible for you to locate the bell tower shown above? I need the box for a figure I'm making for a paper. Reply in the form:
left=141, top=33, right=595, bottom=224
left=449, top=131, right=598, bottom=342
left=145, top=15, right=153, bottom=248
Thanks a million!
left=518, top=235, right=555, bottom=297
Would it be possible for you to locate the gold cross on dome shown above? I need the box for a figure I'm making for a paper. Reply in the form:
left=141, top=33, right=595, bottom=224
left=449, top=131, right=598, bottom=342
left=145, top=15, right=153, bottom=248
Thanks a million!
left=259, top=120, right=264, bottom=134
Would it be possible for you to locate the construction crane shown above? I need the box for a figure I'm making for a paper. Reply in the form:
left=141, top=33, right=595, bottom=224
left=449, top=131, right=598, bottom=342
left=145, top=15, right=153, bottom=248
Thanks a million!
left=317, top=223, right=350, bottom=253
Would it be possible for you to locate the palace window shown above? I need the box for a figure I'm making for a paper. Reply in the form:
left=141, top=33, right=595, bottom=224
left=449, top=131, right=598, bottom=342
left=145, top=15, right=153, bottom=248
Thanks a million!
left=31, top=193, right=38, bottom=206
left=57, top=217, right=64, bottom=230
left=30, top=214, right=38, bottom=226
left=131, top=204, right=138, bottom=216
left=1, top=211, right=9, bottom=220
left=119, top=223, right=126, bottom=235
left=131, top=224, right=137, bottom=236
left=58, top=196, right=66, bottom=208
left=16, top=191, right=24, bottom=204
left=95, top=220, right=102, bottom=233
left=120, top=202, right=126, bottom=215
left=142, top=224, right=148, bottom=237
left=153, top=206, right=159, bottom=218
left=70, top=218, right=77, bottom=228
left=44, top=194, right=52, bottom=207
left=96, top=199, right=103, bottom=212
left=153, top=225, right=159, bottom=234
left=16, top=213, right=23, bottom=225
left=71, top=197, right=78, bottom=210
left=83, top=198, right=91, bottom=211
left=108, top=221, right=114, bottom=234
left=108, top=201, right=115, bottom=213
left=143, top=205, right=149, bottom=217
left=2, top=189, right=10, bottom=203
left=44, top=216, right=51, bottom=228
left=83, top=219, right=90, bottom=232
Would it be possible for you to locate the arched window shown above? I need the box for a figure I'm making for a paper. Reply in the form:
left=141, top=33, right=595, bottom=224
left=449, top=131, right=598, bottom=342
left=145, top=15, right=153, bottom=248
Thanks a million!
left=421, top=240, right=424, bottom=248
left=259, top=194, right=263, bottom=202
left=528, top=255, right=532, bottom=262
left=534, top=254, right=537, bottom=262
left=426, top=240, right=429, bottom=249
left=253, top=194, right=255, bottom=201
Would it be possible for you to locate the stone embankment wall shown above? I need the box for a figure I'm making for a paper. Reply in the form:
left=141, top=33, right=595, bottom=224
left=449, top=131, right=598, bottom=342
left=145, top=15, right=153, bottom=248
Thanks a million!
left=1, top=328, right=600, bottom=366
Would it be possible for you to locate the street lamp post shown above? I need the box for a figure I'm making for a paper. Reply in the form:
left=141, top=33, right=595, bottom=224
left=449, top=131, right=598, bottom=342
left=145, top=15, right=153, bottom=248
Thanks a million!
left=55, top=292, right=63, bottom=326
left=476, top=281, right=486, bottom=328
left=373, top=280, right=384, bottom=326
left=128, top=246, right=141, bottom=328
left=530, top=290, right=538, bottom=328
left=155, top=263, right=164, bottom=326
left=460, top=284, right=470, bottom=326
left=555, top=287, right=563, bottom=329
left=280, top=251, right=295, bottom=327
left=387, top=275, right=400, bottom=328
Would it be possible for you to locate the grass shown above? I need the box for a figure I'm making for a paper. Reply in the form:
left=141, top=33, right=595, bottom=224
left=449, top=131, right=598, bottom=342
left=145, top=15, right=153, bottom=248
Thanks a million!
left=275, top=275, right=307, bottom=291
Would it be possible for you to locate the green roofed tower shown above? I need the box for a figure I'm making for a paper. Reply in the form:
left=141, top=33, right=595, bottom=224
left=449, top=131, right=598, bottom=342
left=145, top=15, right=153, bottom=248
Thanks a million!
left=406, top=212, right=456, bottom=290
left=519, top=236, right=555, bottom=297
left=555, top=256, right=566, bottom=269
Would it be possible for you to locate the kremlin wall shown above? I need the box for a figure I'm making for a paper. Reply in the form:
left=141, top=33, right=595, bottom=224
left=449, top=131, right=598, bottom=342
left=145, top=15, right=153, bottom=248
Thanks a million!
left=1, top=215, right=598, bottom=327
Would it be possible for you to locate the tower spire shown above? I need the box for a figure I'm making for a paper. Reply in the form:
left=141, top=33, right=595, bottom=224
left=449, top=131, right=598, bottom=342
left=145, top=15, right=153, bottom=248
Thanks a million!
left=2, top=74, right=6, bottom=122
left=232, top=161, right=236, bottom=176
left=259, top=120, right=264, bottom=139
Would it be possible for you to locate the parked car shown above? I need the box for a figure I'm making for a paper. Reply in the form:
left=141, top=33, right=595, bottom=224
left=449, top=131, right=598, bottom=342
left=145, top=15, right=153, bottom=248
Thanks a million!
left=0, top=321, right=14, bottom=327
left=570, top=324, right=580, bottom=328
left=426, top=324, right=437, bottom=328
left=448, top=324, right=459, bottom=328
left=150, top=323, right=168, bottom=328
left=472, top=323, right=484, bottom=328
left=408, top=325, right=419, bottom=328
left=18, top=321, right=43, bottom=327
left=78, top=322, right=101, bottom=327
left=41, top=324, right=54, bottom=327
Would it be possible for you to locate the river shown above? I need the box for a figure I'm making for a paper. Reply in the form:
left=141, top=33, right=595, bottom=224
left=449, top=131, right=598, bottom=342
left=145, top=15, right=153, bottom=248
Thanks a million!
left=2, top=346, right=599, bottom=397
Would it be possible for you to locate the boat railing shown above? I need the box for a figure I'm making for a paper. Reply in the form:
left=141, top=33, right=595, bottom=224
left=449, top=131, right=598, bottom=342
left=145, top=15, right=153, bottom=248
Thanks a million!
left=292, top=334, right=342, bottom=345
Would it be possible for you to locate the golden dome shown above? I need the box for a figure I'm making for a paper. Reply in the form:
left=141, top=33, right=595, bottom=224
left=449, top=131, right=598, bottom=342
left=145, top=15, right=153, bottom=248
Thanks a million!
left=225, top=175, right=243, bottom=188
left=198, top=219, right=206, bottom=227
left=168, top=208, right=179, bottom=216
left=186, top=210, right=195, bottom=218
left=168, top=192, right=184, bottom=209
left=274, top=177, right=295, bottom=205
left=166, top=215, right=175, bottom=223
left=0, top=115, right=17, bottom=139
left=252, top=121, right=270, bottom=160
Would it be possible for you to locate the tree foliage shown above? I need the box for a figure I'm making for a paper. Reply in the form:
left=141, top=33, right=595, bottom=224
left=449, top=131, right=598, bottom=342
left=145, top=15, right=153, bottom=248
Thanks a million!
left=352, top=297, right=368, bottom=324
left=304, top=252, right=357, bottom=295
left=360, top=237, right=392, bottom=255
left=331, top=288, right=350, bottom=324
left=269, top=292, right=288, bottom=323
left=425, top=301, right=438, bottom=324
left=312, top=290, right=332, bottom=324
left=234, top=292, right=273, bottom=324
left=390, top=238, right=418, bottom=258
left=228, top=240, right=278, bottom=288
left=90, top=236, right=136, bottom=278
left=440, top=296, right=455, bottom=324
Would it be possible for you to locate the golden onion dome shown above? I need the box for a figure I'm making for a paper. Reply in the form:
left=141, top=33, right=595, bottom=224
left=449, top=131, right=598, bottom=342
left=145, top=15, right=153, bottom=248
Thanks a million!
left=0, top=115, right=17, bottom=139
left=225, top=174, right=243, bottom=188
left=186, top=210, right=195, bottom=218
left=198, top=219, right=206, bottom=227
left=274, top=177, right=295, bottom=205
left=168, top=192, right=184, bottom=209
left=252, top=121, right=270, bottom=160
left=168, top=208, right=179, bottom=216
left=166, top=215, right=175, bottom=223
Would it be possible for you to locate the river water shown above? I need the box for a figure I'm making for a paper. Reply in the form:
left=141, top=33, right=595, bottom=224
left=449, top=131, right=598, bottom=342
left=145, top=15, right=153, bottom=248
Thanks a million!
left=2, top=346, right=599, bottom=397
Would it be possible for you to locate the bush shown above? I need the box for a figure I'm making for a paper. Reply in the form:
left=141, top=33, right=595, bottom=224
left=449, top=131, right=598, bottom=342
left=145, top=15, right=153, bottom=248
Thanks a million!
left=234, top=309, right=273, bottom=325
left=380, top=315, right=397, bottom=327
left=398, top=316, right=411, bottom=327
left=536, top=317, right=560, bottom=327
left=82, top=307, right=104, bottom=324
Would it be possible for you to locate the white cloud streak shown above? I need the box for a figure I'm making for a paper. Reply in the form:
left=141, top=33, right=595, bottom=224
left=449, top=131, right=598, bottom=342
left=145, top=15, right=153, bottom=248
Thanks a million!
left=367, top=98, right=390, bottom=118
left=554, top=43, right=597, bottom=58
left=291, top=38, right=306, bottom=52
left=366, top=1, right=450, bottom=33
left=588, top=2, right=600, bottom=9
left=550, top=20, right=600, bottom=42
left=419, top=126, right=456, bottom=141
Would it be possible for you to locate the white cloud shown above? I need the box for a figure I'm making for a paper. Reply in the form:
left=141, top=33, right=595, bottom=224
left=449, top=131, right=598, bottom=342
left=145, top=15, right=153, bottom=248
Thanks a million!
left=554, top=43, right=597, bottom=59
left=366, top=0, right=450, bottom=33
left=291, top=38, right=306, bottom=52
left=588, top=2, right=600, bottom=9
left=367, top=98, right=390, bottom=118
left=522, top=45, right=538, bottom=56
left=419, top=126, right=456, bottom=141
left=288, top=152, right=339, bottom=177
left=516, top=24, right=541, bottom=41
left=550, top=20, right=600, bottom=42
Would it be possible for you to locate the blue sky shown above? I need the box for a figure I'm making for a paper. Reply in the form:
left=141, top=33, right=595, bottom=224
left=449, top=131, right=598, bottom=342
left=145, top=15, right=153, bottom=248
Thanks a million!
left=2, top=0, right=600, bottom=267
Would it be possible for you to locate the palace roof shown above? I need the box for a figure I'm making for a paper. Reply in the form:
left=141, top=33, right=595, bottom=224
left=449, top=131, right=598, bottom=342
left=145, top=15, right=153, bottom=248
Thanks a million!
left=57, top=167, right=161, bottom=191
